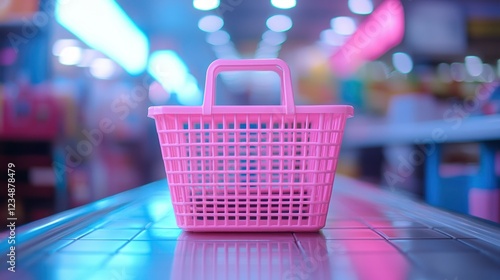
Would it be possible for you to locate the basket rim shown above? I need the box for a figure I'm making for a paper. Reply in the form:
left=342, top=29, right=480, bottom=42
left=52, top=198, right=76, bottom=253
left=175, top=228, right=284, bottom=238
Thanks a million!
left=148, top=105, right=354, bottom=117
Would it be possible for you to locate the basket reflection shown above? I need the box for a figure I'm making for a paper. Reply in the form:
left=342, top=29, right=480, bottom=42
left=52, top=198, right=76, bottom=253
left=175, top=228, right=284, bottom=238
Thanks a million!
left=171, top=232, right=307, bottom=280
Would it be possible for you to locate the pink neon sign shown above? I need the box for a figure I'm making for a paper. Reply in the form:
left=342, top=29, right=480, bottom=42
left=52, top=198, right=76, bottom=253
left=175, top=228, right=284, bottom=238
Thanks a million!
left=330, top=0, right=405, bottom=76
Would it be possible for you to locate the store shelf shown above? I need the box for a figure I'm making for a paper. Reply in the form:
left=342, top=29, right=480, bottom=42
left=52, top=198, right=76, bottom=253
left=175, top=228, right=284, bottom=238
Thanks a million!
left=342, top=115, right=500, bottom=222
left=0, top=184, right=54, bottom=199
left=0, top=155, right=53, bottom=169
left=0, top=141, right=57, bottom=224
left=0, top=21, right=23, bottom=28
left=1, top=176, right=499, bottom=279
left=343, top=114, right=500, bottom=148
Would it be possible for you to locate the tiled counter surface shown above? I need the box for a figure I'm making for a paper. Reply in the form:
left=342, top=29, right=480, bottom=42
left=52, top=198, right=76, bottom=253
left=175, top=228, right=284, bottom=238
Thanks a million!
left=1, top=176, right=499, bottom=280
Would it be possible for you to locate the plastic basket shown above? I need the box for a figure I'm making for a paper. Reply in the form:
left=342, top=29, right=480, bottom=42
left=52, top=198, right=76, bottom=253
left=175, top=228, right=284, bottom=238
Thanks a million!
left=148, top=59, right=353, bottom=231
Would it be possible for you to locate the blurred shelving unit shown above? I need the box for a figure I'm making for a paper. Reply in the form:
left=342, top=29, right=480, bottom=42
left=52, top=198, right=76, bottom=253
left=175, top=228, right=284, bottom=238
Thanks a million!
left=0, top=0, right=61, bottom=225
left=343, top=115, right=500, bottom=148
left=0, top=93, right=62, bottom=224
left=343, top=114, right=500, bottom=222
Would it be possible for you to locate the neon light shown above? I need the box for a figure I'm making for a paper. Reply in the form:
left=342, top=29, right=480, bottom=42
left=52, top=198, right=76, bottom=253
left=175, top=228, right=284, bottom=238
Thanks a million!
left=148, top=50, right=202, bottom=105
left=176, top=75, right=203, bottom=106
left=55, top=0, right=149, bottom=75
left=148, top=50, right=188, bottom=93
left=330, top=0, right=405, bottom=77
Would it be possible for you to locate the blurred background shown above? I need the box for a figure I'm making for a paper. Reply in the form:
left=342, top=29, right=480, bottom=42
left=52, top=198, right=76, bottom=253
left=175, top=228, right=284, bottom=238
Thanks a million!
left=1, top=0, right=499, bottom=225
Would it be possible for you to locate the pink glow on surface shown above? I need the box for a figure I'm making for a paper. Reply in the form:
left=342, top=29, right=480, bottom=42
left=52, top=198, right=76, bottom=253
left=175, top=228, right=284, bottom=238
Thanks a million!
left=330, top=0, right=405, bottom=77
left=469, top=188, right=500, bottom=223
left=0, top=47, right=17, bottom=66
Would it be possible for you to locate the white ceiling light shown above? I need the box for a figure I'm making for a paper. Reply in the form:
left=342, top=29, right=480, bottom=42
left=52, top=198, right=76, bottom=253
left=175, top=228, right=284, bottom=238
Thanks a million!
left=450, top=63, right=466, bottom=82
left=465, top=55, right=483, bottom=77
left=320, top=29, right=346, bottom=46
left=271, top=0, right=296, bottom=9
left=480, top=64, right=495, bottom=82
left=256, top=44, right=281, bottom=53
left=193, top=0, right=220, bottom=11
left=206, top=30, right=230, bottom=45
left=437, top=63, right=452, bottom=83
left=77, top=49, right=101, bottom=67
left=90, top=58, right=116, bottom=79
left=497, top=59, right=500, bottom=78
left=262, top=30, right=287, bottom=45
left=58, top=46, right=83, bottom=65
left=392, top=52, right=413, bottom=74
left=348, top=0, right=373, bottom=15
left=198, top=15, right=224, bottom=32
left=148, top=50, right=188, bottom=93
left=52, top=39, right=79, bottom=56
left=266, top=15, right=293, bottom=32
left=331, top=16, right=356, bottom=35
left=213, top=43, right=240, bottom=59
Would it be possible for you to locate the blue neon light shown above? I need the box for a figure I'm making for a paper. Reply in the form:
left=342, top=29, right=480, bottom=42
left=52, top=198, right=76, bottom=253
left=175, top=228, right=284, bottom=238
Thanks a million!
left=55, top=0, right=149, bottom=75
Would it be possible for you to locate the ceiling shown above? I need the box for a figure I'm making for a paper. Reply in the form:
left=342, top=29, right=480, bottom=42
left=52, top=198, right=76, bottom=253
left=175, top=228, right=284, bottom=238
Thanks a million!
left=116, top=0, right=384, bottom=47
left=114, top=0, right=500, bottom=64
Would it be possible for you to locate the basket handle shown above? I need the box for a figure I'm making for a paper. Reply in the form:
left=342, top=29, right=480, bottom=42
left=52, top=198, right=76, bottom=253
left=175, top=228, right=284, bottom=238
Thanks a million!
left=203, top=59, right=296, bottom=115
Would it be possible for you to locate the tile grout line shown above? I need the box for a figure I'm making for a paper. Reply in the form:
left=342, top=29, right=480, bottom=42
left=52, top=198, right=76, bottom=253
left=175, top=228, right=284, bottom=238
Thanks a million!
left=89, top=227, right=149, bottom=276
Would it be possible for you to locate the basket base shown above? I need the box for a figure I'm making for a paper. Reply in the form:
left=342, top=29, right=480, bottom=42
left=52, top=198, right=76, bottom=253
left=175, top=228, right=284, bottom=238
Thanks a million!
left=171, top=187, right=330, bottom=231
left=177, top=224, right=325, bottom=232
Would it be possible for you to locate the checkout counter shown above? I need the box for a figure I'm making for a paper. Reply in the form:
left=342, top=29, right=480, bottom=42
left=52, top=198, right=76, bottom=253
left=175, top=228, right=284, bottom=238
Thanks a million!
left=1, top=175, right=500, bottom=279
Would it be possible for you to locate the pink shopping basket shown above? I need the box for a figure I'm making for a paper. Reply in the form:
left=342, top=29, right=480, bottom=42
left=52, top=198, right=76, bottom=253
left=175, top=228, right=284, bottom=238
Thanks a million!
left=148, top=59, right=353, bottom=231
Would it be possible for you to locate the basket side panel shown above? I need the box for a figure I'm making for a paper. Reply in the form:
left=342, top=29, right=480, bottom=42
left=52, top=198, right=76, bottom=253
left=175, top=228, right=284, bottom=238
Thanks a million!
left=155, top=112, right=349, bottom=230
